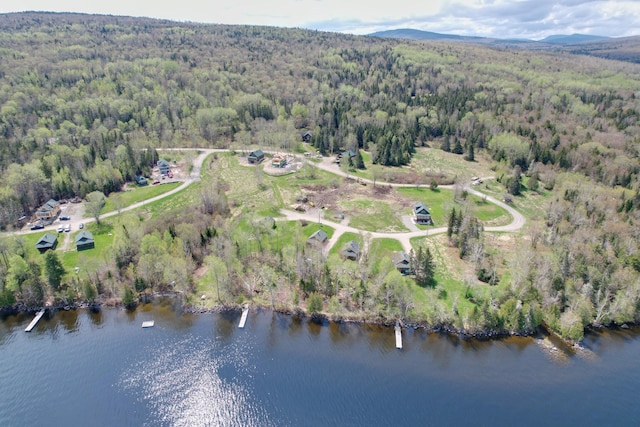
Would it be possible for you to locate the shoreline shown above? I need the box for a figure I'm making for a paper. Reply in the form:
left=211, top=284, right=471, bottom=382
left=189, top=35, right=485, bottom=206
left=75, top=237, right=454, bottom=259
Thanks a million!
left=5, top=293, right=635, bottom=347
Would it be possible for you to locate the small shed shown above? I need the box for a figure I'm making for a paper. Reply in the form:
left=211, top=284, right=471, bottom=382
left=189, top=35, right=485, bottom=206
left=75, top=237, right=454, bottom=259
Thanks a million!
left=36, top=233, right=58, bottom=253
left=307, top=229, right=328, bottom=246
left=135, top=176, right=148, bottom=186
left=392, top=251, right=412, bottom=275
left=157, top=159, right=171, bottom=176
left=302, top=131, right=312, bottom=142
left=75, top=230, right=95, bottom=251
left=340, top=241, right=360, bottom=261
left=248, top=150, right=265, bottom=164
left=413, top=202, right=433, bottom=225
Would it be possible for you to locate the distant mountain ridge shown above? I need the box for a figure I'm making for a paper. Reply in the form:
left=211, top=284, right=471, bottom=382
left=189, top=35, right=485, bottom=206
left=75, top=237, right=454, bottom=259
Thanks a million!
left=367, top=28, right=486, bottom=42
left=368, top=28, right=609, bottom=45
left=539, top=34, right=609, bottom=44
left=367, top=28, right=640, bottom=63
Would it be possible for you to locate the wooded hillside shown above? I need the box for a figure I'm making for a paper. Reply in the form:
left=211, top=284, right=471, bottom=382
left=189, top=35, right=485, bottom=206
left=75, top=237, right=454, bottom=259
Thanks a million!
left=1, top=12, right=639, bottom=340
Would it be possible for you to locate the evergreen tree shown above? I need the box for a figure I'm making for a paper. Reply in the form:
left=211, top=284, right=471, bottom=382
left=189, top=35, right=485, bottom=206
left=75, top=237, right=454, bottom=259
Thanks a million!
left=122, top=285, right=137, bottom=307
left=354, top=150, right=365, bottom=169
left=44, top=251, right=65, bottom=291
left=452, top=137, right=464, bottom=154
left=441, top=133, right=451, bottom=152
left=464, top=143, right=475, bottom=161
left=447, top=207, right=457, bottom=238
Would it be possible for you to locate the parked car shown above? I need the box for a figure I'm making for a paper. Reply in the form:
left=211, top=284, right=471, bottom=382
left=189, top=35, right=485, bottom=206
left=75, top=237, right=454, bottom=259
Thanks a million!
left=57, top=226, right=64, bottom=233
left=79, top=223, right=84, bottom=229
left=152, top=180, right=160, bottom=185
left=30, top=224, right=44, bottom=230
left=59, top=215, right=71, bottom=220
left=64, top=224, right=71, bottom=232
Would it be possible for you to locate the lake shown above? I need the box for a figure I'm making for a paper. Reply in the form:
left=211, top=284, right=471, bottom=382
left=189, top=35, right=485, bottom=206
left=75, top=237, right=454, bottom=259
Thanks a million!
left=1, top=298, right=639, bottom=426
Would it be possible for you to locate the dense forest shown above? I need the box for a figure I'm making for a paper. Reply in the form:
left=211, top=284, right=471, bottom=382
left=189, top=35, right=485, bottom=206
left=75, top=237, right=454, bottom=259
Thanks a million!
left=1, top=12, right=640, bottom=341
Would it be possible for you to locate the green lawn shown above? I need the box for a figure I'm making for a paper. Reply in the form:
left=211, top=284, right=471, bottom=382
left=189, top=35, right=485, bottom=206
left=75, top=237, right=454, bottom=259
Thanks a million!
left=101, top=182, right=182, bottom=214
left=329, top=232, right=362, bottom=257
left=397, top=186, right=510, bottom=226
left=60, top=223, right=114, bottom=277
left=340, top=198, right=407, bottom=232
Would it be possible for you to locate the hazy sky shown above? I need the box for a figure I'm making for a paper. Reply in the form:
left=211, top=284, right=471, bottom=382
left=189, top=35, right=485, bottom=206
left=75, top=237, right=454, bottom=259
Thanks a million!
left=2, top=0, right=639, bottom=39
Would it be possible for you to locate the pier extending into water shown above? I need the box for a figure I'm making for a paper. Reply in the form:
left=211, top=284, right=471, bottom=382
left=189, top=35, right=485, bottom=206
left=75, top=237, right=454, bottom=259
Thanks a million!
left=395, top=322, right=402, bottom=349
left=239, top=304, right=249, bottom=328
left=25, top=309, right=46, bottom=332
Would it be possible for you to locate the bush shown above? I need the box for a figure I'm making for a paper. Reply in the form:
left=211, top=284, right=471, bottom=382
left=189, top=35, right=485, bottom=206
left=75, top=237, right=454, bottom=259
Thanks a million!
left=307, top=292, right=323, bottom=314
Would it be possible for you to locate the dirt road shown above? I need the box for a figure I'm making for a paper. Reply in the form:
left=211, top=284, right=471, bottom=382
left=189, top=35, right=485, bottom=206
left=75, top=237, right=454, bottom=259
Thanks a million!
left=13, top=148, right=525, bottom=256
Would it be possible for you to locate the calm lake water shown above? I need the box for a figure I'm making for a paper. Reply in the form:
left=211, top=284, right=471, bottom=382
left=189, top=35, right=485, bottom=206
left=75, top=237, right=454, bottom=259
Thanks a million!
left=1, top=298, right=639, bottom=427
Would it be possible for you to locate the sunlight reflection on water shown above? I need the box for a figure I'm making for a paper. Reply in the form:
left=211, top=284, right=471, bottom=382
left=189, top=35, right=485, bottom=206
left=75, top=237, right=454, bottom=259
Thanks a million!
left=118, top=334, right=272, bottom=427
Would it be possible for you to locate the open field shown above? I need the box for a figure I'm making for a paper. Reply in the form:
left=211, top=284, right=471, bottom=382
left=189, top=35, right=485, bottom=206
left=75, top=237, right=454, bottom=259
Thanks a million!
left=101, top=182, right=181, bottom=214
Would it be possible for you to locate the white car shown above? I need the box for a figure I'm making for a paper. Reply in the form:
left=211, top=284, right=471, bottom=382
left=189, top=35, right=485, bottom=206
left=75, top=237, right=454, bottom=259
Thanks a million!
left=57, top=226, right=64, bottom=233
left=64, top=224, right=71, bottom=232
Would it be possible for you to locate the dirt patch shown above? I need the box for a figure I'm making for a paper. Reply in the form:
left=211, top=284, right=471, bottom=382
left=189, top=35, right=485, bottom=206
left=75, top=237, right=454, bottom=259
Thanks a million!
left=297, top=180, right=411, bottom=216
left=151, top=159, right=188, bottom=182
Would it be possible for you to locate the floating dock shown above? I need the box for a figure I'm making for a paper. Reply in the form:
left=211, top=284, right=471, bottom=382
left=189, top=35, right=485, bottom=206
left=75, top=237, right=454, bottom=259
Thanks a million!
left=238, top=304, right=249, bottom=328
left=25, top=309, right=46, bottom=332
left=141, top=320, right=155, bottom=328
left=395, top=321, right=403, bottom=349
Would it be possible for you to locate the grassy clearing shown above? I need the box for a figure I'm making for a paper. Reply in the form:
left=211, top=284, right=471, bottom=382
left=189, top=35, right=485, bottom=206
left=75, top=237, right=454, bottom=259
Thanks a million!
left=407, top=235, right=494, bottom=318
left=55, top=223, right=115, bottom=280
left=396, top=187, right=452, bottom=225
left=368, top=237, right=403, bottom=269
left=411, top=147, right=496, bottom=180
left=475, top=179, right=550, bottom=222
left=397, top=186, right=510, bottom=226
left=340, top=198, right=407, bottom=232
left=101, top=182, right=181, bottom=214
left=329, top=232, right=362, bottom=257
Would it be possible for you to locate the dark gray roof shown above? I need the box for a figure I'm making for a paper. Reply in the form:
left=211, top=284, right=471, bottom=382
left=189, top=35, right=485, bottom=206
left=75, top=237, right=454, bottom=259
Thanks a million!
left=413, top=202, right=430, bottom=215
left=308, top=229, right=328, bottom=242
left=35, top=233, right=57, bottom=249
left=75, top=230, right=94, bottom=244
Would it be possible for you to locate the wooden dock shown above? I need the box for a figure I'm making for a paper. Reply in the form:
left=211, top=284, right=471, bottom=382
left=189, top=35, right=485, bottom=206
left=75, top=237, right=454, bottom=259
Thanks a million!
left=395, top=321, right=403, bottom=349
left=238, top=304, right=249, bottom=328
left=25, top=309, right=46, bottom=332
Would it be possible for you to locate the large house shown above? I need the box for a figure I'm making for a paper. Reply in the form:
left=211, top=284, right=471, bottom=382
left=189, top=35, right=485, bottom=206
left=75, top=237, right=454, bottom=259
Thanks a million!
left=75, top=230, right=95, bottom=251
left=340, top=241, right=360, bottom=261
left=392, top=251, right=412, bottom=275
left=248, top=150, right=265, bottom=164
left=35, top=199, right=61, bottom=220
left=413, top=202, right=433, bottom=225
left=36, top=233, right=58, bottom=253
left=307, top=229, right=328, bottom=246
left=157, top=159, right=171, bottom=176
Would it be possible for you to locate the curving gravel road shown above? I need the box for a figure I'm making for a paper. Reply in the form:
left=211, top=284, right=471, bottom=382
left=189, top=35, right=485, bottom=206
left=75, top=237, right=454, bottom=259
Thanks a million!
left=13, top=148, right=525, bottom=255
left=295, top=155, right=526, bottom=253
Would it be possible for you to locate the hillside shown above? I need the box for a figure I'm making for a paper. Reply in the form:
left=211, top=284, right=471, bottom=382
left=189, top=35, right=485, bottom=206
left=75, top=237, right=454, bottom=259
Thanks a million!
left=368, top=27, right=640, bottom=63
left=0, top=12, right=640, bottom=341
